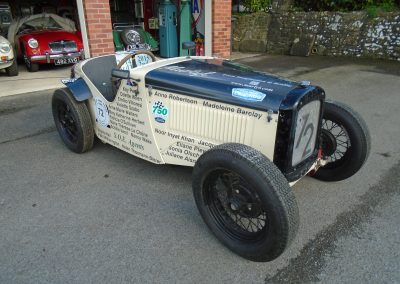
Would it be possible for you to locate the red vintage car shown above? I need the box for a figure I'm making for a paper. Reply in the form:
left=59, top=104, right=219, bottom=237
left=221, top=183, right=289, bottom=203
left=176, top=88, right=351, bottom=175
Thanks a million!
left=8, top=13, right=84, bottom=72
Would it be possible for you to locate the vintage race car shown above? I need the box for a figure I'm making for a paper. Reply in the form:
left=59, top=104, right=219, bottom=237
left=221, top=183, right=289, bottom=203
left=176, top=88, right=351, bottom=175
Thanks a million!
left=0, top=35, right=18, bottom=76
left=8, top=13, right=84, bottom=72
left=51, top=46, right=370, bottom=262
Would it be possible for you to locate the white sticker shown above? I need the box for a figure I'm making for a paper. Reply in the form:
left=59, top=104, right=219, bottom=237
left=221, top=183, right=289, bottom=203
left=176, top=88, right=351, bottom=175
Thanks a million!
left=115, top=52, right=134, bottom=70
left=94, top=97, right=109, bottom=127
left=232, top=88, right=266, bottom=102
left=61, top=78, right=78, bottom=84
left=135, top=54, right=153, bottom=67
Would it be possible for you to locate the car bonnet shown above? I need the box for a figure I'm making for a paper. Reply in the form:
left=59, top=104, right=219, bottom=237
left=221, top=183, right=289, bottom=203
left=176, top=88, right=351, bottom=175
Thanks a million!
left=145, top=58, right=303, bottom=112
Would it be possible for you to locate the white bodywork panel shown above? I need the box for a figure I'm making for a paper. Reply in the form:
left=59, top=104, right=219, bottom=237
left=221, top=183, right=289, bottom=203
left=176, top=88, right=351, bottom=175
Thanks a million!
left=75, top=55, right=279, bottom=166
left=0, top=36, right=14, bottom=69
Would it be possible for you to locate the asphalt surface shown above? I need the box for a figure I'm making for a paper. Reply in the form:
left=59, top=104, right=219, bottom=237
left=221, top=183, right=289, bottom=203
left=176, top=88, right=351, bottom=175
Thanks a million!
left=0, top=55, right=399, bottom=283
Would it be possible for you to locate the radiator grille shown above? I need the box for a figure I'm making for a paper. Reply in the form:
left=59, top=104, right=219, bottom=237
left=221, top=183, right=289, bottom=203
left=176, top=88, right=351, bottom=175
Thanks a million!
left=48, top=40, right=77, bottom=53
left=169, top=100, right=251, bottom=144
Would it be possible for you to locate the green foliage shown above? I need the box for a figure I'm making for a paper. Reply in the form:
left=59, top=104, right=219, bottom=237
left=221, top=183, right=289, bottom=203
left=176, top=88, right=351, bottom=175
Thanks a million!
left=380, top=0, right=397, bottom=11
left=293, top=0, right=399, bottom=13
left=366, top=4, right=378, bottom=16
left=242, top=0, right=272, bottom=12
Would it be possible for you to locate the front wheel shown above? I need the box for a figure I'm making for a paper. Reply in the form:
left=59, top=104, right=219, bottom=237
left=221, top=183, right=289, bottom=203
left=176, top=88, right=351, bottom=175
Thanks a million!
left=192, top=143, right=299, bottom=262
left=52, top=88, right=94, bottom=153
left=6, top=59, right=18, bottom=76
left=25, top=56, right=39, bottom=72
left=314, top=100, right=370, bottom=181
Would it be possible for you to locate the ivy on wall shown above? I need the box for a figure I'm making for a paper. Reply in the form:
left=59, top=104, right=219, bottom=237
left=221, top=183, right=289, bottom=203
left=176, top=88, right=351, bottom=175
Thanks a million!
left=240, top=0, right=272, bottom=12
left=293, top=0, right=399, bottom=14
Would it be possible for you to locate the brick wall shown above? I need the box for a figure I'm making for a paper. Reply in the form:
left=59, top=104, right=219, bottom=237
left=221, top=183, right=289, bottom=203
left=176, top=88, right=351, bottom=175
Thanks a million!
left=82, top=0, right=114, bottom=57
left=212, top=0, right=232, bottom=58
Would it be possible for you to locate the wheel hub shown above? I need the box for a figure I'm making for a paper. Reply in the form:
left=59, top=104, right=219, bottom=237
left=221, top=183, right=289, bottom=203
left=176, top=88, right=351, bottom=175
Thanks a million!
left=57, top=103, right=77, bottom=142
left=228, top=189, right=262, bottom=218
left=229, top=198, right=241, bottom=211
left=321, top=128, right=337, bottom=157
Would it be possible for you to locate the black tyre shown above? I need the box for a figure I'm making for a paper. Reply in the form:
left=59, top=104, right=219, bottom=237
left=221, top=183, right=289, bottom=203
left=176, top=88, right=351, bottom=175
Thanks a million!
left=52, top=88, right=94, bottom=153
left=26, top=59, right=39, bottom=72
left=192, top=143, right=299, bottom=262
left=314, top=100, right=370, bottom=181
left=6, top=59, right=19, bottom=76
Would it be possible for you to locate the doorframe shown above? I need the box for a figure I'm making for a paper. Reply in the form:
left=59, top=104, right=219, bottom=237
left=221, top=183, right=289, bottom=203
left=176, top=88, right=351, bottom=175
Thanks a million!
left=204, top=0, right=212, bottom=56
left=76, top=0, right=91, bottom=58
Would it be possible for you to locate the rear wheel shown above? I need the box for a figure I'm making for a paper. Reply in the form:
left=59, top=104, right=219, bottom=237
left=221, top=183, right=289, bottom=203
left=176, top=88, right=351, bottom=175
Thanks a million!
left=52, top=88, right=94, bottom=153
left=192, top=143, right=299, bottom=262
left=314, top=100, right=370, bottom=181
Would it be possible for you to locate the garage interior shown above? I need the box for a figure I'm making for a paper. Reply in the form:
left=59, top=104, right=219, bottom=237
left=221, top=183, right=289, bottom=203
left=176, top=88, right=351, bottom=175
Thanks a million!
left=4, top=0, right=207, bottom=60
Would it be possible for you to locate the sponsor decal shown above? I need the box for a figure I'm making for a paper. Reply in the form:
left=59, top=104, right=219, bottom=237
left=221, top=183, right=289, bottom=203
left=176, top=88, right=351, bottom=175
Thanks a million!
left=94, top=97, right=110, bottom=127
left=249, top=80, right=261, bottom=86
left=152, top=101, right=169, bottom=123
left=61, top=78, right=78, bottom=84
left=232, top=88, right=266, bottom=102
left=155, top=117, right=165, bottom=123
left=162, top=65, right=216, bottom=77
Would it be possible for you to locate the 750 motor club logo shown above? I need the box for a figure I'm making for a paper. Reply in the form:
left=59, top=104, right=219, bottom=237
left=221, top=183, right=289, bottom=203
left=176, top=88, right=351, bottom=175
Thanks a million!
left=152, top=101, right=169, bottom=123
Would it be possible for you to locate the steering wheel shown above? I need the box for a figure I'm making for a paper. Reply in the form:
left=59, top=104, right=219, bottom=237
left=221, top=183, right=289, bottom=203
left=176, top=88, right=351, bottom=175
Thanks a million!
left=116, top=50, right=157, bottom=69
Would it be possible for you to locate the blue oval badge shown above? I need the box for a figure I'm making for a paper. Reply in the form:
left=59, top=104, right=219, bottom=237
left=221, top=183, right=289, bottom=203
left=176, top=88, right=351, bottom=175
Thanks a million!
left=232, top=88, right=266, bottom=102
left=155, top=117, right=165, bottom=123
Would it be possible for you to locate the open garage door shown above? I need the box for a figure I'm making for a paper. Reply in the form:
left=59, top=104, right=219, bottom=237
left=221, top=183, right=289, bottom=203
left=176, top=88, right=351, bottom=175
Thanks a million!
left=107, top=0, right=211, bottom=58
left=5, top=0, right=88, bottom=72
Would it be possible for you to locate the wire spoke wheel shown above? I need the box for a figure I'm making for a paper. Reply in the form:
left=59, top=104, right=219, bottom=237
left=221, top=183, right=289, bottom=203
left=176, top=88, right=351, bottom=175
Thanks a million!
left=192, top=143, right=299, bottom=262
left=314, top=100, right=370, bottom=181
left=205, top=169, right=269, bottom=241
left=321, top=119, right=350, bottom=164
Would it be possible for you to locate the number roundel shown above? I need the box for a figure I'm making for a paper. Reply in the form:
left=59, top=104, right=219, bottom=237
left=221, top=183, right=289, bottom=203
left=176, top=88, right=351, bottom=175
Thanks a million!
left=94, top=97, right=109, bottom=128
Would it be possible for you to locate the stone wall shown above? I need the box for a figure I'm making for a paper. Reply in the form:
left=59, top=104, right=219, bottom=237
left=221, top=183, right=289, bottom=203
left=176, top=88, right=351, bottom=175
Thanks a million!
left=232, top=11, right=400, bottom=60
left=232, top=12, right=271, bottom=52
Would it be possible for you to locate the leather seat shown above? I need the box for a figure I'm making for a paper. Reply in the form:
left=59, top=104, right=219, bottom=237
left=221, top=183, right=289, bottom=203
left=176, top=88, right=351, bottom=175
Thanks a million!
left=82, top=55, right=117, bottom=102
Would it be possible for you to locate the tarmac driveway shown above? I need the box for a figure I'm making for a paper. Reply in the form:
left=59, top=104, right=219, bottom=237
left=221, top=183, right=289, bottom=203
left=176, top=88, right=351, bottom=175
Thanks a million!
left=0, top=55, right=399, bottom=283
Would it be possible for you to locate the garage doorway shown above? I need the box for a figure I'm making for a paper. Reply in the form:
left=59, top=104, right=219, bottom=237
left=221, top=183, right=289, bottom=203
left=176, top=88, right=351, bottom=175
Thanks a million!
left=107, top=0, right=211, bottom=57
left=0, top=0, right=86, bottom=96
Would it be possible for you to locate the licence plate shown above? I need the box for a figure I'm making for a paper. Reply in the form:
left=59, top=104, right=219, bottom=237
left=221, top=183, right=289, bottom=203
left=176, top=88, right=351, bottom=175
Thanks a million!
left=55, top=58, right=79, bottom=65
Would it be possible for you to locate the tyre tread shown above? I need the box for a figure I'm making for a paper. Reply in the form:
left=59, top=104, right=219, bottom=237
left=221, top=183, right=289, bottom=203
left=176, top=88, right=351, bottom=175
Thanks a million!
left=52, top=88, right=94, bottom=153
left=193, top=143, right=299, bottom=261
left=325, top=99, right=371, bottom=164
left=315, top=100, right=370, bottom=181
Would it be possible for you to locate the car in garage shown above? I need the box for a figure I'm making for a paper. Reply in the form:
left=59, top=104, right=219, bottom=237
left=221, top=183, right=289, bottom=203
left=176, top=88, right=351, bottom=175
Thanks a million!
left=51, top=47, right=370, bottom=262
left=8, top=13, right=84, bottom=72
left=0, top=35, right=18, bottom=76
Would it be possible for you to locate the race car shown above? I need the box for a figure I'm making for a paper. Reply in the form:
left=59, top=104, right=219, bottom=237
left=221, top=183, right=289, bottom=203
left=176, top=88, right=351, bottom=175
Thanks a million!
left=51, top=45, right=370, bottom=262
